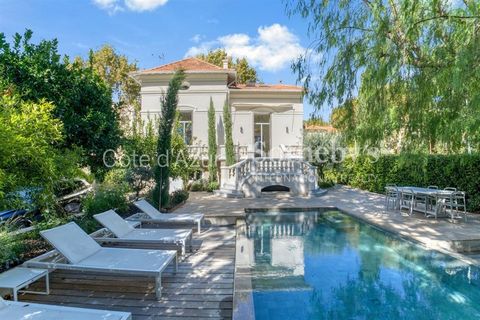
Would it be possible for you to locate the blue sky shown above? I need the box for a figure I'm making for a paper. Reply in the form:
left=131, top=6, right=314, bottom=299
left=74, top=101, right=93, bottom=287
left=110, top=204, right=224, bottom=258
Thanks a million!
left=0, top=0, right=331, bottom=120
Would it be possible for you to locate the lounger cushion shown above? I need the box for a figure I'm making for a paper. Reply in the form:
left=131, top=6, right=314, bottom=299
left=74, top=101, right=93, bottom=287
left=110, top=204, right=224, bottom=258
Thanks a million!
left=77, top=247, right=175, bottom=272
left=134, top=200, right=203, bottom=222
left=125, top=228, right=191, bottom=242
left=0, top=300, right=130, bottom=320
left=94, top=210, right=134, bottom=238
left=134, top=199, right=163, bottom=219
left=155, top=213, right=204, bottom=223
left=40, top=222, right=101, bottom=264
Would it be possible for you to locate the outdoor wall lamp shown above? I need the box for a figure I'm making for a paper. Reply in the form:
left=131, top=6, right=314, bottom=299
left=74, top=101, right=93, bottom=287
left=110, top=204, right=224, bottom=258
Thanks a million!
left=286, top=127, right=289, bottom=134
left=240, top=126, right=244, bottom=134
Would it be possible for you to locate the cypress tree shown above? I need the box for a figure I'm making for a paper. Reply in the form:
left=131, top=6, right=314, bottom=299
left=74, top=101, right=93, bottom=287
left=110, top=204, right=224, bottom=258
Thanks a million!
left=208, top=97, right=217, bottom=182
left=153, top=70, right=185, bottom=210
left=223, top=100, right=235, bottom=166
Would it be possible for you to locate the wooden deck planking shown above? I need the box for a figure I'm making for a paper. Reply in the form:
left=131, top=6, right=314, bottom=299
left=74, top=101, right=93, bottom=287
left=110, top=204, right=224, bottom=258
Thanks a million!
left=19, top=226, right=236, bottom=319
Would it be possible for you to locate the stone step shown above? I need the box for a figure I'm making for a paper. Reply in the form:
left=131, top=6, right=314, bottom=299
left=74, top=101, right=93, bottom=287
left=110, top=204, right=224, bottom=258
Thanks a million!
left=213, top=189, right=244, bottom=198
left=309, top=188, right=328, bottom=197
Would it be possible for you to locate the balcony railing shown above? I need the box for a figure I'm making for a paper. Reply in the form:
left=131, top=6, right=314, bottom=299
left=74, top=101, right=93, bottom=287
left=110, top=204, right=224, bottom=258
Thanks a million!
left=187, top=144, right=303, bottom=160
left=187, top=145, right=250, bottom=161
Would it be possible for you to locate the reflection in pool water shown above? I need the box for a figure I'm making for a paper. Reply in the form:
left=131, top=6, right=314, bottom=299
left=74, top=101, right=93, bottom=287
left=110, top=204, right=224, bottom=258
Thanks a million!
left=239, top=210, right=480, bottom=320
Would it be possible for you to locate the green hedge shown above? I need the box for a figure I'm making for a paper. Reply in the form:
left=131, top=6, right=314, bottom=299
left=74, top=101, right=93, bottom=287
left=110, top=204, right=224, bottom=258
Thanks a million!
left=324, top=154, right=480, bottom=212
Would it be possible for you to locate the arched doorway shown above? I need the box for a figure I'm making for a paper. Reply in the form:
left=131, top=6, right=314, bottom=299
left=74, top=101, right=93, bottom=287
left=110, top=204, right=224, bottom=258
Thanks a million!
left=261, top=185, right=290, bottom=193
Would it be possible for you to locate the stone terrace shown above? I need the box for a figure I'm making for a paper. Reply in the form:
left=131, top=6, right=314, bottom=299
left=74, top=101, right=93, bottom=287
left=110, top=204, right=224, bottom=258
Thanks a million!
left=179, top=185, right=480, bottom=258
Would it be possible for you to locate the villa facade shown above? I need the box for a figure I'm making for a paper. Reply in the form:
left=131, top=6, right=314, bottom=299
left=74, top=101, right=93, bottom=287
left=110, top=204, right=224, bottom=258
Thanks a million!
left=131, top=57, right=304, bottom=160
left=132, top=57, right=318, bottom=197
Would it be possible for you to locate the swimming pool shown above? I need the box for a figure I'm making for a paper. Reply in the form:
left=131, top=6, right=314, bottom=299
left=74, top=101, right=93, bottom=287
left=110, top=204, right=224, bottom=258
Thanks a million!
left=234, top=209, right=480, bottom=320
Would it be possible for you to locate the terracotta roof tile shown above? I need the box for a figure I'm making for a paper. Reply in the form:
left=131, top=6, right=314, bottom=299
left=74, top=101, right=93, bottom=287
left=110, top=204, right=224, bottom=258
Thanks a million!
left=139, top=57, right=232, bottom=73
left=230, top=83, right=303, bottom=91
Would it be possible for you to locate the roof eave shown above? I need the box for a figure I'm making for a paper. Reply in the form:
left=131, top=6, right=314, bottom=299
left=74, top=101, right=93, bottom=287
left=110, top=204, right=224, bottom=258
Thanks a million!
left=132, top=69, right=236, bottom=76
left=229, top=88, right=304, bottom=93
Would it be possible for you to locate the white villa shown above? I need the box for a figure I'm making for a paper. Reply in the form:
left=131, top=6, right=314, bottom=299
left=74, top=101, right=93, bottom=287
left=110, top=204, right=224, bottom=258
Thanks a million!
left=132, top=57, right=318, bottom=197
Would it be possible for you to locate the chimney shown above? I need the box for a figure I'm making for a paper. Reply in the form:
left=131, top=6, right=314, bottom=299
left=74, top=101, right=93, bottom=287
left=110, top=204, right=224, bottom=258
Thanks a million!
left=222, top=58, right=229, bottom=69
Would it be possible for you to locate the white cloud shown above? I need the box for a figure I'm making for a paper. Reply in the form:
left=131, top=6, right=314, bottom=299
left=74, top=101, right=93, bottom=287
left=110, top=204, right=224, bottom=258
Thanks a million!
left=190, top=34, right=205, bottom=44
left=92, top=0, right=123, bottom=14
left=93, top=0, right=117, bottom=7
left=185, top=24, right=305, bottom=72
left=125, top=0, right=168, bottom=11
left=92, top=0, right=168, bottom=13
left=218, top=34, right=250, bottom=47
left=185, top=40, right=217, bottom=57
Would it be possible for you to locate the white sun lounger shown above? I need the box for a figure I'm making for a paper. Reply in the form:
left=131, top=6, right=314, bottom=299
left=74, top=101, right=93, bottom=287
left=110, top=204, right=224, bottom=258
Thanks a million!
left=93, top=210, right=193, bottom=256
left=23, top=222, right=177, bottom=299
left=0, top=296, right=131, bottom=320
left=130, top=199, right=204, bottom=233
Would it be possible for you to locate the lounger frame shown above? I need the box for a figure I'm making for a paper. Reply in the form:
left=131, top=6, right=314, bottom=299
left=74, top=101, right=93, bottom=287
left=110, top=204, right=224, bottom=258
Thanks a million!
left=91, top=227, right=193, bottom=256
left=2, top=299, right=132, bottom=320
left=127, top=211, right=203, bottom=234
left=23, top=248, right=177, bottom=299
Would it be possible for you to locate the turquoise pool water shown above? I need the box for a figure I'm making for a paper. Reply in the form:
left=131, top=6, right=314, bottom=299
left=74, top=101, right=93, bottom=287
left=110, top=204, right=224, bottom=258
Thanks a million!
left=240, top=210, right=480, bottom=320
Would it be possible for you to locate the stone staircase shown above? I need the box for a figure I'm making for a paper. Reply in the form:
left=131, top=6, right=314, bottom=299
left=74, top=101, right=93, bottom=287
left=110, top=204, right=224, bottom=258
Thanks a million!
left=215, top=158, right=322, bottom=198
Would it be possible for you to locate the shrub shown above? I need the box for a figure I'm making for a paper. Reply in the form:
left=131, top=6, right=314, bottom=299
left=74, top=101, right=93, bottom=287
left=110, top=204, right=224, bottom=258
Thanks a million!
left=190, top=179, right=207, bottom=192
left=325, top=154, right=480, bottom=212
left=169, top=190, right=189, bottom=209
left=206, top=181, right=219, bottom=192
left=82, top=183, right=129, bottom=216
left=104, top=168, right=128, bottom=186
left=0, top=228, right=26, bottom=269
left=318, top=180, right=335, bottom=189
left=125, top=166, right=154, bottom=197
left=0, top=223, right=50, bottom=272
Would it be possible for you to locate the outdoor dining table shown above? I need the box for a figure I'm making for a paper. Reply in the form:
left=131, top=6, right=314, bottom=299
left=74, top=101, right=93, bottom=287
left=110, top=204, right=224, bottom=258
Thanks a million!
left=394, top=187, right=455, bottom=217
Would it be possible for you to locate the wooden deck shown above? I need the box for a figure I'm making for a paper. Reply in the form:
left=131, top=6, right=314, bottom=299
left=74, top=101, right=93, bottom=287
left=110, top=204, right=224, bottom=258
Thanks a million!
left=20, top=227, right=236, bottom=320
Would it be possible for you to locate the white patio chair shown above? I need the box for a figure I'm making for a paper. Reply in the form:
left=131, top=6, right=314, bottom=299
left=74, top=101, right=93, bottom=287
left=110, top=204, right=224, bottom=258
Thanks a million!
left=399, top=188, right=415, bottom=215
left=24, top=222, right=177, bottom=299
left=384, top=185, right=399, bottom=212
left=414, top=191, right=430, bottom=216
left=93, top=210, right=193, bottom=256
left=0, top=296, right=131, bottom=320
left=427, top=185, right=439, bottom=189
left=131, top=199, right=204, bottom=233
left=444, top=187, right=457, bottom=191
left=444, top=191, right=467, bottom=222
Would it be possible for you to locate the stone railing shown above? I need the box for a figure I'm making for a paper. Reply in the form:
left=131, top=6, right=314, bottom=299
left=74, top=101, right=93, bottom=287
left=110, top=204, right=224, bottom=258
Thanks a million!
left=187, top=144, right=304, bottom=161
left=278, top=144, right=303, bottom=158
left=188, top=144, right=250, bottom=160
left=218, top=145, right=250, bottom=160
left=220, top=157, right=317, bottom=196
left=187, top=145, right=209, bottom=159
